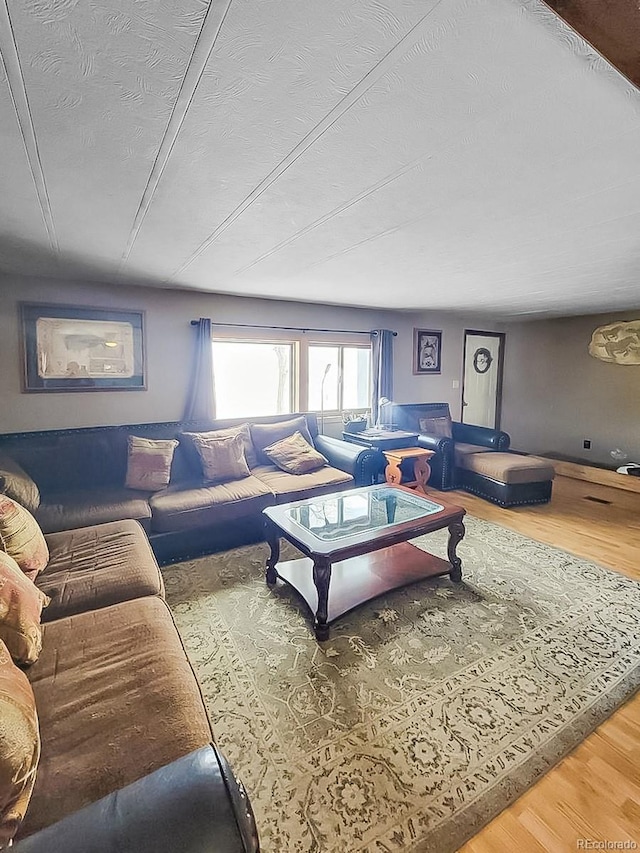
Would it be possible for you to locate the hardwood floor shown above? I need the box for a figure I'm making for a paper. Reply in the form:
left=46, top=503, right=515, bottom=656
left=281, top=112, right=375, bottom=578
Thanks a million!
left=430, top=476, right=640, bottom=853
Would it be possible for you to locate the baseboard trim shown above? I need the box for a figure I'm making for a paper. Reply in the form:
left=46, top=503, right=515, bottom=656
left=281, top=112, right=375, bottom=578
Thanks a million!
left=543, top=458, right=640, bottom=494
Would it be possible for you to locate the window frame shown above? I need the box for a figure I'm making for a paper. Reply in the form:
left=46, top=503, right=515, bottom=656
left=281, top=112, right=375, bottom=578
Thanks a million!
left=210, top=330, right=371, bottom=419
left=304, top=339, right=372, bottom=415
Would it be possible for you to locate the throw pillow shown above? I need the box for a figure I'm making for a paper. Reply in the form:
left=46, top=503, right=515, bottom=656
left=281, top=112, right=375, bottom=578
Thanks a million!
left=263, top=431, right=328, bottom=475
left=419, top=416, right=453, bottom=438
left=0, top=551, right=49, bottom=665
left=191, top=433, right=251, bottom=483
left=0, top=454, right=40, bottom=515
left=0, top=639, right=40, bottom=847
left=250, top=417, right=314, bottom=465
left=125, top=436, right=179, bottom=492
left=181, top=423, right=258, bottom=471
left=0, top=496, right=49, bottom=582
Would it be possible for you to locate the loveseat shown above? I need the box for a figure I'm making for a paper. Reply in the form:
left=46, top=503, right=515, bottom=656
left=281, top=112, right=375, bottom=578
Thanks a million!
left=0, top=413, right=385, bottom=564
left=384, top=402, right=555, bottom=506
left=2, top=515, right=258, bottom=851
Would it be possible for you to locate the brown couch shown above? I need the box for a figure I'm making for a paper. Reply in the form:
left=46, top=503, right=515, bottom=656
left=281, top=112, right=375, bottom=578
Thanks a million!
left=0, top=413, right=386, bottom=563
left=11, top=518, right=259, bottom=852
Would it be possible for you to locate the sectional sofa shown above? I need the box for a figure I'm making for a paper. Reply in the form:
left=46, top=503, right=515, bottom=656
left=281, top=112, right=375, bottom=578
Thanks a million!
left=0, top=413, right=386, bottom=563
left=6, top=517, right=258, bottom=852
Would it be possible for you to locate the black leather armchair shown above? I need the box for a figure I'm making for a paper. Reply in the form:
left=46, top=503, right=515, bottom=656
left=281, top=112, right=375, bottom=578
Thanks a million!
left=13, top=745, right=259, bottom=853
left=383, top=402, right=510, bottom=490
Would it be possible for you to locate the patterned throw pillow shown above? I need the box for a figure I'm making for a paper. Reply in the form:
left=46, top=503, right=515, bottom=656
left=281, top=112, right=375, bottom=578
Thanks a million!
left=181, top=424, right=258, bottom=471
left=0, top=496, right=49, bottom=581
left=250, top=417, right=314, bottom=465
left=191, top=433, right=251, bottom=483
left=0, top=454, right=40, bottom=515
left=0, top=551, right=49, bottom=665
left=0, top=639, right=40, bottom=847
left=418, top=416, right=453, bottom=438
left=125, top=436, right=179, bottom=492
left=263, top=431, right=328, bottom=475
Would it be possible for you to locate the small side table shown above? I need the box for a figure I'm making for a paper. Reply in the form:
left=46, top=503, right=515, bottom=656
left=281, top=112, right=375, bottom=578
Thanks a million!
left=342, top=429, right=419, bottom=450
left=383, top=447, right=435, bottom=494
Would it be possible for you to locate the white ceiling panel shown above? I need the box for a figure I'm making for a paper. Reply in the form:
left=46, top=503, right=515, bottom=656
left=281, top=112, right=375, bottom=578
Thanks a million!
left=0, top=0, right=639, bottom=316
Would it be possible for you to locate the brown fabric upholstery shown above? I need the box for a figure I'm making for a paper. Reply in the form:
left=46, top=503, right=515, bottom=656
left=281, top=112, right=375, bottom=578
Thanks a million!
left=38, top=520, right=163, bottom=622
left=459, top=452, right=556, bottom=484
left=20, top=597, right=213, bottom=839
left=453, top=442, right=493, bottom=466
left=149, top=476, right=274, bottom=533
left=251, top=464, right=352, bottom=504
left=34, top=488, right=152, bottom=534
left=0, top=453, right=40, bottom=514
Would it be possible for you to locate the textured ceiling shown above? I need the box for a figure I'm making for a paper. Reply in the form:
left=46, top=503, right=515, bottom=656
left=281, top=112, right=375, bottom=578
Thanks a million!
left=1, top=0, right=640, bottom=317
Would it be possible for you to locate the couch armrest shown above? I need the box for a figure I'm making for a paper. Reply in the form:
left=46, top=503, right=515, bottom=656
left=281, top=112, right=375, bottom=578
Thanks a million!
left=314, top=435, right=386, bottom=486
left=13, top=745, right=259, bottom=853
left=415, top=434, right=455, bottom=490
left=452, top=422, right=511, bottom=451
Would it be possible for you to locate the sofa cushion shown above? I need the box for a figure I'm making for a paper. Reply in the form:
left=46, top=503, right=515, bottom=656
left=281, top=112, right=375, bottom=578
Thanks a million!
left=0, top=454, right=40, bottom=514
left=20, top=597, right=213, bottom=839
left=181, top=423, right=258, bottom=471
left=459, top=451, right=556, bottom=484
left=149, top=475, right=274, bottom=533
left=190, top=433, right=250, bottom=483
left=0, top=551, right=49, bottom=665
left=0, top=639, right=40, bottom=847
left=0, top=496, right=49, bottom=582
left=34, top=488, right=152, bottom=534
left=125, top=436, right=178, bottom=492
left=38, top=520, right=163, bottom=622
left=453, top=442, right=494, bottom=467
left=251, top=464, right=353, bottom=504
left=250, top=416, right=314, bottom=465
left=419, top=415, right=452, bottom=438
left=263, top=431, right=328, bottom=475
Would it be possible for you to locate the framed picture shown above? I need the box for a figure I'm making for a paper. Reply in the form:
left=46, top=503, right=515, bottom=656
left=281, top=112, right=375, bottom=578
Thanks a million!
left=20, top=303, right=146, bottom=392
left=413, top=329, right=442, bottom=375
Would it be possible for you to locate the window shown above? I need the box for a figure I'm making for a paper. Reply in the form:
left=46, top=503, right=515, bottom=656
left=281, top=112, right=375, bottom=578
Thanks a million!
left=212, top=340, right=294, bottom=418
left=211, top=333, right=371, bottom=419
left=307, top=343, right=370, bottom=413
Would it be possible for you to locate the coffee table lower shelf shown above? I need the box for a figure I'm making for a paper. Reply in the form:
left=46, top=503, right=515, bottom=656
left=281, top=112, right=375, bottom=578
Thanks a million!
left=272, top=541, right=457, bottom=638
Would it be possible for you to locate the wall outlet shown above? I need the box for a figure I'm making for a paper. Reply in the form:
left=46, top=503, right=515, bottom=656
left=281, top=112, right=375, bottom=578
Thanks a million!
left=583, top=439, right=591, bottom=450
left=452, top=380, right=460, bottom=389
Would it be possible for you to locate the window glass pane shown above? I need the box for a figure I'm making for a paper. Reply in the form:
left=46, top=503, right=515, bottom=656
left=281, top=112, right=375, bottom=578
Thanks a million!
left=343, top=347, right=371, bottom=410
left=212, top=341, right=292, bottom=418
left=308, top=346, right=339, bottom=411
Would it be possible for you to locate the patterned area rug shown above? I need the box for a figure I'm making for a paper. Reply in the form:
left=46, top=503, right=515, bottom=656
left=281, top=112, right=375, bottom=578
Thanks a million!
left=162, top=517, right=640, bottom=853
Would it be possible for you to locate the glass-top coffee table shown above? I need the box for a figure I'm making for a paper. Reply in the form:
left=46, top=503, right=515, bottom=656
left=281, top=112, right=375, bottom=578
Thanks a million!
left=263, top=484, right=466, bottom=641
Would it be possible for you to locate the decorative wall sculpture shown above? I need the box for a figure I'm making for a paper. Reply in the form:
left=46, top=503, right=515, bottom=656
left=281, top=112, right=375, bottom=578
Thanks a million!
left=588, top=320, right=640, bottom=365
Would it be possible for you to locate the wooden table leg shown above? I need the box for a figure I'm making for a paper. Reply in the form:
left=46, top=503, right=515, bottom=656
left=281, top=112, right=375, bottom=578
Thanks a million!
left=413, top=457, right=432, bottom=493
left=384, top=458, right=402, bottom=485
left=312, top=556, right=332, bottom=641
left=265, top=519, right=280, bottom=585
left=447, top=521, right=465, bottom=582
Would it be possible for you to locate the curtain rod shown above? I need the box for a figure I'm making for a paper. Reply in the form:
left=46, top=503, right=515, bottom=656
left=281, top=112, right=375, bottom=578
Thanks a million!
left=190, top=320, right=396, bottom=336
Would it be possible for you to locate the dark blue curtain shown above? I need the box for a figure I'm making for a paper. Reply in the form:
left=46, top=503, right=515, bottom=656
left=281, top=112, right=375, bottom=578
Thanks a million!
left=370, top=329, right=394, bottom=426
left=183, top=318, right=215, bottom=421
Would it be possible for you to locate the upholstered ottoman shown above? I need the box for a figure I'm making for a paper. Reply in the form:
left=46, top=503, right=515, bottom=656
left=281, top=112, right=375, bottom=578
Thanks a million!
left=457, top=452, right=556, bottom=507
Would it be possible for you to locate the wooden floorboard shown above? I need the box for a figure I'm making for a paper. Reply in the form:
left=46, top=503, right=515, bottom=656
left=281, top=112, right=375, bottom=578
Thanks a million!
left=432, top=476, right=640, bottom=852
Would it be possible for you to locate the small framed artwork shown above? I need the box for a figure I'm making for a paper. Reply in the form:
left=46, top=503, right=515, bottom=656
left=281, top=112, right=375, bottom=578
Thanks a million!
left=20, top=303, right=146, bottom=392
left=413, top=329, right=442, bottom=375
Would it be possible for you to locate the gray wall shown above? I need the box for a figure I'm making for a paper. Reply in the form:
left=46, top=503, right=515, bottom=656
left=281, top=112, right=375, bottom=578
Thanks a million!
left=500, top=311, right=640, bottom=465
left=0, top=274, right=489, bottom=434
